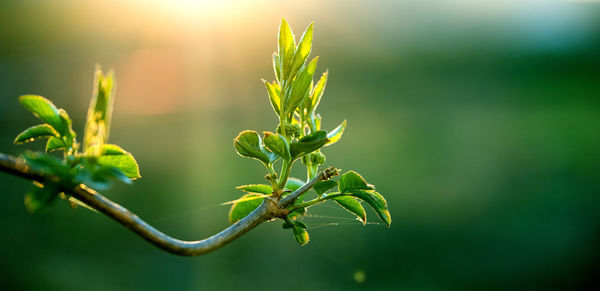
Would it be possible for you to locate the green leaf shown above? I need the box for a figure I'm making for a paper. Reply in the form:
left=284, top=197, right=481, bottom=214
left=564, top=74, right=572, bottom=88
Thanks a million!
left=263, top=132, right=290, bottom=160
left=22, top=151, right=70, bottom=178
left=313, top=113, right=322, bottom=130
left=24, top=183, right=59, bottom=213
left=310, top=71, right=328, bottom=112
left=331, top=196, right=366, bottom=225
left=84, top=67, right=115, bottom=154
left=288, top=207, right=306, bottom=220
left=58, top=109, right=76, bottom=148
left=228, top=194, right=264, bottom=223
left=325, top=120, right=347, bottom=146
left=290, top=130, right=329, bottom=160
left=288, top=22, right=314, bottom=81
left=96, top=144, right=140, bottom=179
left=348, top=190, right=391, bottom=227
left=287, top=57, right=319, bottom=113
left=97, top=155, right=140, bottom=180
left=264, top=80, right=281, bottom=116
left=45, top=137, right=65, bottom=153
left=14, top=124, right=59, bottom=144
left=273, top=53, right=281, bottom=83
left=278, top=17, right=296, bottom=80
left=100, top=144, right=127, bottom=155
left=234, top=130, right=277, bottom=165
left=292, top=221, right=309, bottom=246
left=283, top=218, right=307, bottom=228
left=19, top=95, right=67, bottom=135
left=314, top=180, right=338, bottom=196
left=338, top=171, right=374, bottom=193
left=76, top=163, right=131, bottom=191
left=236, top=184, right=273, bottom=194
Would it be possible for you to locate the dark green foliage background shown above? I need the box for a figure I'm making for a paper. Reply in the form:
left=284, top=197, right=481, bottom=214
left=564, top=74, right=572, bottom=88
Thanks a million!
left=1, top=1, right=600, bottom=290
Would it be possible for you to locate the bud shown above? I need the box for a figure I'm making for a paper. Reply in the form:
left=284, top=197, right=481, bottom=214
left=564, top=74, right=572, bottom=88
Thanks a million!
left=310, top=151, right=326, bottom=165
left=265, top=172, right=278, bottom=182
left=276, top=123, right=302, bottom=138
left=301, top=155, right=310, bottom=165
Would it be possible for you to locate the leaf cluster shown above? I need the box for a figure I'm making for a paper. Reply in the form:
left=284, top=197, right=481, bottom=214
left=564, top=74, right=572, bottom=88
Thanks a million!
left=14, top=67, right=140, bottom=212
left=230, top=19, right=390, bottom=246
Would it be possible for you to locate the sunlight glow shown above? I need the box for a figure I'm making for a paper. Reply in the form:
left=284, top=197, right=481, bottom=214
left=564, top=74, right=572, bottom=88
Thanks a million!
left=143, top=0, right=248, bottom=19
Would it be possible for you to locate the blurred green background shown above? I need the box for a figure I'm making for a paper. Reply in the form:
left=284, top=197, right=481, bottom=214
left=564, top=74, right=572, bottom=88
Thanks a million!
left=1, top=0, right=600, bottom=290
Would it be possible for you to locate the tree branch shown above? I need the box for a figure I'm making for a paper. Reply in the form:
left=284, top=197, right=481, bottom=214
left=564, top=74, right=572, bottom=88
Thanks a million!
left=278, top=166, right=339, bottom=208
left=0, top=153, right=337, bottom=256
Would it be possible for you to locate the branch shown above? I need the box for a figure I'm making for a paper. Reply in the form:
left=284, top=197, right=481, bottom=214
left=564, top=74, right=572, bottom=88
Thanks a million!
left=0, top=153, right=337, bottom=256
left=278, top=166, right=339, bottom=208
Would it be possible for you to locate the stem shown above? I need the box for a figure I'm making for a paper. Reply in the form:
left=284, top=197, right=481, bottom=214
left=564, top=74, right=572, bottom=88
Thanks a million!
left=265, top=163, right=278, bottom=190
left=277, top=159, right=292, bottom=190
left=0, top=152, right=337, bottom=256
left=287, top=197, right=324, bottom=212
left=278, top=166, right=338, bottom=208
left=287, top=192, right=346, bottom=213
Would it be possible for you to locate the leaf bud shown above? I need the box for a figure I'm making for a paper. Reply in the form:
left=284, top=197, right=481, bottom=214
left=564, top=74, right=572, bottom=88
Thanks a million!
left=276, top=124, right=302, bottom=138
left=310, top=151, right=326, bottom=165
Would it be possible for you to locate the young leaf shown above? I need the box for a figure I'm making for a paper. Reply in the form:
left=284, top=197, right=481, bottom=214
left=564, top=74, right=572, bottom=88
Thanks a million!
left=84, top=67, right=115, bottom=154
left=348, top=190, right=391, bottom=227
left=290, top=130, right=329, bottom=160
left=310, top=71, right=328, bottom=112
left=291, top=221, right=309, bottom=246
left=288, top=22, right=314, bottom=80
left=96, top=144, right=140, bottom=179
left=24, top=183, right=59, bottom=213
left=101, top=144, right=128, bottom=155
left=287, top=57, right=319, bottom=113
left=76, top=164, right=131, bottom=191
left=96, top=154, right=140, bottom=180
left=314, top=180, right=338, bottom=196
left=331, top=196, right=366, bottom=225
left=287, top=207, right=307, bottom=221
left=264, top=80, right=281, bottom=116
left=97, top=165, right=132, bottom=185
left=313, top=113, right=322, bottom=130
left=234, top=130, right=277, bottom=165
left=22, top=151, right=70, bottom=178
left=278, top=18, right=296, bottom=80
left=338, top=171, right=374, bottom=193
left=58, top=109, right=76, bottom=147
left=19, top=95, right=67, bottom=135
left=263, top=132, right=290, bottom=160
left=325, top=120, right=347, bottom=146
left=236, top=184, right=273, bottom=194
left=45, top=137, right=65, bottom=153
left=272, top=53, right=281, bottom=83
left=14, top=124, right=59, bottom=144
left=228, top=194, right=264, bottom=223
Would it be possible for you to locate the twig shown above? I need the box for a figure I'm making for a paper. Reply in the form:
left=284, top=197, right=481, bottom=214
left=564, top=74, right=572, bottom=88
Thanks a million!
left=278, top=166, right=338, bottom=208
left=0, top=153, right=336, bottom=256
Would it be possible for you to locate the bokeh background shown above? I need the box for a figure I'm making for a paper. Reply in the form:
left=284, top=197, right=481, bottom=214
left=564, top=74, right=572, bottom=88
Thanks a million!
left=1, top=0, right=600, bottom=290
